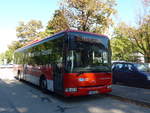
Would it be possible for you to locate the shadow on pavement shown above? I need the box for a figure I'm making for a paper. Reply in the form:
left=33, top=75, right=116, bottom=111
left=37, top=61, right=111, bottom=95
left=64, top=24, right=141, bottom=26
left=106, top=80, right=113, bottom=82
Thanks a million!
left=0, top=68, right=150, bottom=113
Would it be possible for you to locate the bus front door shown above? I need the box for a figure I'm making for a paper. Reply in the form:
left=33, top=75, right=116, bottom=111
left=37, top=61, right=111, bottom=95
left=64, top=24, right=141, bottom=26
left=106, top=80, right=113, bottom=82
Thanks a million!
left=53, top=64, right=64, bottom=94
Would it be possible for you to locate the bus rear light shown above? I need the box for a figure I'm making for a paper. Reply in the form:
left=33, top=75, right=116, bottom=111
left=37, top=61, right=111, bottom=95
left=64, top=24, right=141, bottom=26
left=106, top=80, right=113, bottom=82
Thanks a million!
left=65, top=88, right=77, bottom=92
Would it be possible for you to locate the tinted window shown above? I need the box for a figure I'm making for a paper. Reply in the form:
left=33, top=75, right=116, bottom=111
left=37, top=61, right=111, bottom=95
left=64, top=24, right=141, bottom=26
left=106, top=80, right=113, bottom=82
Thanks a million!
left=134, top=63, right=150, bottom=72
left=15, top=36, right=65, bottom=66
left=113, top=63, right=124, bottom=70
left=124, top=64, right=134, bottom=71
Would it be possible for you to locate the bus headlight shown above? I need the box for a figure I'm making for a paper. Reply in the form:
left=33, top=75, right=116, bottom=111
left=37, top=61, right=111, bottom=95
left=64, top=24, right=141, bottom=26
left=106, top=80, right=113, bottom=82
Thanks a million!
left=78, top=78, right=88, bottom=82
left=79, top=78, right=85, bottom=81
left=107, top=85, right=112, bottom=88
left=65, top=88, right=77, bottom=92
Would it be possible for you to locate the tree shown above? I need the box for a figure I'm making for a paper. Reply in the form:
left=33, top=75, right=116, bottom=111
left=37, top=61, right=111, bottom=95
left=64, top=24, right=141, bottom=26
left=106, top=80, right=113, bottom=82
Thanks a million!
left=0, top=53, right=5, bottom=64
left=61, top=0, right=116, bottom=33
left=4, top=50, right=13, bottom=64
left=112, top=15, right=150, bottom=63
left=111, top=0, right=150, bottom=63
left=16, top=20, right=43, bottom=44
left=35, top=29, right=53, bottom=39
left=8, top=41, right=23, bottom=51
left=111, top=23, right=139, bottom=62
left=2, top=41, right=24, bottom=64
left=47, top=10, right=70, bottom=34
left=128, top=15, right=150, bottom=63
left=128, top=0, right=150, bottom=63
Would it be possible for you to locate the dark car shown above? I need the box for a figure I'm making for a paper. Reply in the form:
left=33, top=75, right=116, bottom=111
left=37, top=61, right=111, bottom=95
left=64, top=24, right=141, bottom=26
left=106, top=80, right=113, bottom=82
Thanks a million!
left=112, top=62, right=150, bottom=88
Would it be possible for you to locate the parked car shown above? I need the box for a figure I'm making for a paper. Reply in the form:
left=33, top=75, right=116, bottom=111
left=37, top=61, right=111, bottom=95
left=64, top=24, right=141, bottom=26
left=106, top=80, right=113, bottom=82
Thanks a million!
left=0, top=64, right=13, bottom=68
left=112, top=62, right=150, bottom=88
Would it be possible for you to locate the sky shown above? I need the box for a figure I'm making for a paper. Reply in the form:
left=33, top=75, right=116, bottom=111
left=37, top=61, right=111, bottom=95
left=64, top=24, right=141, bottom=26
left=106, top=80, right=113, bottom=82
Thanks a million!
left=0, top=0, right=144, bottom=53
left=116, top=0, right=142, bottom=25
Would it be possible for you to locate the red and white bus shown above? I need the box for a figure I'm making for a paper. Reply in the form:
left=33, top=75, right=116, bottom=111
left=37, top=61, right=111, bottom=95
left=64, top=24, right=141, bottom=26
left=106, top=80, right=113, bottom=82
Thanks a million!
left=14, top=30, right=112, bottom=96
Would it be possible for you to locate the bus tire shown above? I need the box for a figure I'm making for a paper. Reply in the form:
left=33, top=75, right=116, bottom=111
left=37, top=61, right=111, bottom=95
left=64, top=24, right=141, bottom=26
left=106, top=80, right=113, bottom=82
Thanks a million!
left=39, top=76, right=47, bottom=93
left=17, top=70, right=21, bottom=80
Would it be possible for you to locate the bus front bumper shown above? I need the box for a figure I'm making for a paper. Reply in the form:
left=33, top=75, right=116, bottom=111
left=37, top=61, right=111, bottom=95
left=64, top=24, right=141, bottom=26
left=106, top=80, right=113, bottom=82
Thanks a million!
left=64, top=85, right=112, bottom=97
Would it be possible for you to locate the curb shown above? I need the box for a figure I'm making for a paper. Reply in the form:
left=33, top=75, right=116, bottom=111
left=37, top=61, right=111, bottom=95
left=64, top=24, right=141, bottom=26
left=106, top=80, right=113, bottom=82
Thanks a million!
left=107, top=94, right=150, bottom=108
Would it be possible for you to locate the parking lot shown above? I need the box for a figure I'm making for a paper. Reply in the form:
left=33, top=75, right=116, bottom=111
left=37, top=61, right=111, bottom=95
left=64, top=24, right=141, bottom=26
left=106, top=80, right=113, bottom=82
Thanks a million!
left=0, top=68, right=150, bottom=113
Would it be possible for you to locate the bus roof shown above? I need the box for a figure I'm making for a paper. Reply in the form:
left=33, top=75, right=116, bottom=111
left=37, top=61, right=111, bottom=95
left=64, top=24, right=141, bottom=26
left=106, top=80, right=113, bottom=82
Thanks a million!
left=15, top=29, right=109, bottom=52
left=66, top=29, right=108, bottom=38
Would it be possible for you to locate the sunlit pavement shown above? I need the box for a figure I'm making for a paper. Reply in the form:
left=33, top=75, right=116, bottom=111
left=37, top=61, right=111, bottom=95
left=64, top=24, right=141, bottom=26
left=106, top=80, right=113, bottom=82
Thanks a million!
left=0, top=68, right=14, bottom=80
left=0, top=68, right=150, bottom=113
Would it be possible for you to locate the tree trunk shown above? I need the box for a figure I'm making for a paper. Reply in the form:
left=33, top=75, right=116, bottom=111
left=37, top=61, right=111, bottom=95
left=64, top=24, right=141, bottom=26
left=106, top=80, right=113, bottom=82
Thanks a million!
left=144, top=54, right=150, bottom=63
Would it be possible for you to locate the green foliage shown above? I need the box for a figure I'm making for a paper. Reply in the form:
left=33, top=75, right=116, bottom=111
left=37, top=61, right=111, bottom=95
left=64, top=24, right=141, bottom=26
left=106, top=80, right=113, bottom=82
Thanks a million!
left=4, top=0, right=148, bottom=64
left=130, top=15, right=150, bottom=62
left=111, top=23, right=139, bottom=62
left=111, top=15, right=150, bottom=63
left=0, top=50, right=13, bottom=64
left=37, top=29, right=54, bottom=39
left=61, top=0, right=116, bottom=33
left=16, top=20, right=43, bottom=44
left=0, top=53, right=5, bottom=64
left=8, top=41, right=23, bottom=51
left=47, top=10, right=70, bottom=34
left=0, top=41, right=24, bottom=64
left=4, top=50, right=13, bottom=63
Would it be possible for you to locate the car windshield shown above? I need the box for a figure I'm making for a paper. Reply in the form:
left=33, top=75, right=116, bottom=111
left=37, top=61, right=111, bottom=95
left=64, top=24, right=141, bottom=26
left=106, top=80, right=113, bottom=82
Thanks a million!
left=66, top=36, right=111, bottom=72
left=134, top=63, right=150, bottom=72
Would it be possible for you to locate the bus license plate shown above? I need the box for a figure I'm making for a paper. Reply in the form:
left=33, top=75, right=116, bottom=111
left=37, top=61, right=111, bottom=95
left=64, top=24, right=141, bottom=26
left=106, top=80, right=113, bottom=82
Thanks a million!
left=88, top=91, right=98, bottom=95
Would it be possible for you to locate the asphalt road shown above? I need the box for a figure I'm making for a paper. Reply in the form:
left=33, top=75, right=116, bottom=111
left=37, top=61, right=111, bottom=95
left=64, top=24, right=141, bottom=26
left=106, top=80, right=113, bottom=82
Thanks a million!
left=0, top=68, right=150, bottom=113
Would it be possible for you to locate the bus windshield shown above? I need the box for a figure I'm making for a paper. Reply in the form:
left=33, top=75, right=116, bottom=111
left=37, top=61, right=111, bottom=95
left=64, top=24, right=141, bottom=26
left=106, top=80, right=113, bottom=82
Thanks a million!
left=66, top=36, right=111, bottom=72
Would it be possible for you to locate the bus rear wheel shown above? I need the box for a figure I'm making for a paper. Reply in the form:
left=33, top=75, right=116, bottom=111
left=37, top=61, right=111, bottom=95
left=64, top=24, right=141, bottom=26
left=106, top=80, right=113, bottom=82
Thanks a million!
left=39, top=76, right=47, bottom=93
left=17, top=70, right=21, bottom=80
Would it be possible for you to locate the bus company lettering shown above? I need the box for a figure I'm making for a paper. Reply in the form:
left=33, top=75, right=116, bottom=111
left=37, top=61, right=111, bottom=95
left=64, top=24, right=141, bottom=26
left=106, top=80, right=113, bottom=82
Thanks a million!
left=75, top=36, right=101, bottom=44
